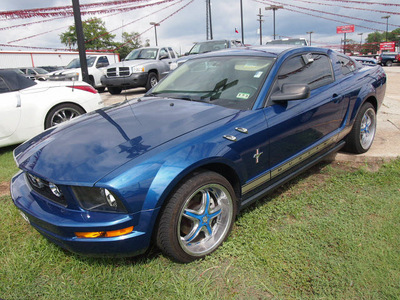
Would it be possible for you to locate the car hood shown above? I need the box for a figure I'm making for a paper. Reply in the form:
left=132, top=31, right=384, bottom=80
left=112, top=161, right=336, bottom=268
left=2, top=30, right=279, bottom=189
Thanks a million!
left=14, top=98, right=237, bottom=185
left=107, top=59, right=156, bottom=68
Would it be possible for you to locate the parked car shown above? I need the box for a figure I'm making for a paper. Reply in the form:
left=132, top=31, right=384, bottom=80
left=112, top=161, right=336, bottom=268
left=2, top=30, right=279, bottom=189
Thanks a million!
left=19, top=67, right=50, bottom=81
left=353, top=56, right=377, bottom=66
left=0, top=70, right=103, bottom=147
left=171, top=39, right=243, bottom=69
left=101, top=47, right=178, bottom=94
left=376, top=52, right=399, bottom=66
left=265, top=38, right=308, bottom=46
left=11, top=46, right=386, bottom=262
left=49, top=55, right=114, bottom=91
left=39, top=66, right=65, bottom=73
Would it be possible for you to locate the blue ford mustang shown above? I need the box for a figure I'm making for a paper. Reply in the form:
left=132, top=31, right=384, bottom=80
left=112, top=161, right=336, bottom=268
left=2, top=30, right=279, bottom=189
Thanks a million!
left=11, top=46, right=386, bottom=262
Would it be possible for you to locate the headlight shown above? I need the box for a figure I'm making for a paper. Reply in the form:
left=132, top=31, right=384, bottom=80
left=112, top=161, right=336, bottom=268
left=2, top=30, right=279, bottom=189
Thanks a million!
left=131, top=66, right=145, bottom=73
left=72, top=186, right=128, bottom=213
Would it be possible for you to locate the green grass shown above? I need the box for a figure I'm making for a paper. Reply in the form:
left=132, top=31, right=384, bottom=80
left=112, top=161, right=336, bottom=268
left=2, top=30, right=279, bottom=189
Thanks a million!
left=0, top=145, right=19, bottom=182
left=1, top=153, right=399, bottom=299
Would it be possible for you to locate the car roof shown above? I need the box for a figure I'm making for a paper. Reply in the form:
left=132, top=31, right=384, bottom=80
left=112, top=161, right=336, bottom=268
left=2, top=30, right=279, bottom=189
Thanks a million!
left=190, top=45, right=321, bottom=60
left=0, top=70, right=37, bottom=90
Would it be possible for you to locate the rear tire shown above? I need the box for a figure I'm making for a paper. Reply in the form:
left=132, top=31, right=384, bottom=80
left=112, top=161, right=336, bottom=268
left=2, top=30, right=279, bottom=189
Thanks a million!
left=156, top=171, right=237, bottom=263
left=45, top=103, right=85, bottom=129
left=344, top=102, right=376, bottom=154
left=385, top=60, right=393, bottom=67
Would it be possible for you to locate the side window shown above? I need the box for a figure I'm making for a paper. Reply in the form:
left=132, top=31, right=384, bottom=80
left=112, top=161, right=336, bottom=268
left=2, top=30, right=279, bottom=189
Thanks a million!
left=337, top=55, right=356, bottom=75
left=168, top=47, right=176, bottom=59
left=159, top=48, right=168, bottom=59
left=20, top=69, right=27, bottom=74
left=27, top=69, right=36, bottom=75
left=273, top=53, right=334, bottom=93
left=0, top=77, right=11, bottom=94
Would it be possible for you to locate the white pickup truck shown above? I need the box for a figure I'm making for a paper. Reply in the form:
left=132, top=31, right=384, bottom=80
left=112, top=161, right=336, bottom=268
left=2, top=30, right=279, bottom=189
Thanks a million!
left=48, top=54, right=119, bottom=91
left=101, top=46, right=178, bottom=94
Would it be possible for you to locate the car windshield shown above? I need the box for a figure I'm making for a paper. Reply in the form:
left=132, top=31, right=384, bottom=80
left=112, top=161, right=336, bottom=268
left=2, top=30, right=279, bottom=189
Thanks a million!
left=33, top=68, right=48, bottom=74
left=125, top=48, right=158, bottom=60
left=189, top=41, right=229, bottom=55
left=149, top=56, right=274, bottom=110
left=65, top=57, right=96, bottom=69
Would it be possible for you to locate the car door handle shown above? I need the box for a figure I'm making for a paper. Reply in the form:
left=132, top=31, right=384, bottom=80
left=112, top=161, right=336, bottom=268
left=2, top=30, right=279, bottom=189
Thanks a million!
left=332, top=94, right=343, bottom=103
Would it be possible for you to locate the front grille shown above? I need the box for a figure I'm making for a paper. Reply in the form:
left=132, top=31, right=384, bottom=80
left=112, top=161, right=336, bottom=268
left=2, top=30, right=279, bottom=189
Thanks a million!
left=106, top=67, right=130, bottom=77
left=26, top=173, right=67, bottom=207
left=119, top=67, right=130, bottom=76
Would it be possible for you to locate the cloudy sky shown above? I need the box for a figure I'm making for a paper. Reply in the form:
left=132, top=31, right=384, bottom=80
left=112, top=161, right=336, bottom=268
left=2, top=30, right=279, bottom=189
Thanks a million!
left=1, top=0, right=399, bottom=54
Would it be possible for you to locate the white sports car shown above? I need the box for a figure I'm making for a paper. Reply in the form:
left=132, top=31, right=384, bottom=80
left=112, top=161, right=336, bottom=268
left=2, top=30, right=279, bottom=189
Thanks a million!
left=0, top=70, right=104, bottom=147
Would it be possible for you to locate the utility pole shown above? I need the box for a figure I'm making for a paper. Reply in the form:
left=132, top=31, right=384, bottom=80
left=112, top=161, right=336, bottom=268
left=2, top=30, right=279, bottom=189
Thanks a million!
left=306, top=31, right=313, bottom=46
left=265, top=5, right=283, bottom=40
left=257, top=8, right=264, bottom=45
left=240, top=0, right=244, bottom=44
left=381, top=15, right=390, bottom=42
left=150, top=22, right=160, bottom=46
left=72, top=0, right=89, bottom=84
left=206, top=0, right=213, bottom=40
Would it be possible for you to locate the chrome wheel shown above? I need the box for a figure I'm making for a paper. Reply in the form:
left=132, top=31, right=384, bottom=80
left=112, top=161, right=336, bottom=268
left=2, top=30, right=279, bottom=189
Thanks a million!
left=150, top=76, right=158, bottom=87
left=178, top=184, right=234, bottom=257
left=359, top=107, right=376, bottom=151
left=50, top=107, right=81, bottom=127
left=45, top=103, right=85, bottom=129
left=156, top=171, right=237, bottom=262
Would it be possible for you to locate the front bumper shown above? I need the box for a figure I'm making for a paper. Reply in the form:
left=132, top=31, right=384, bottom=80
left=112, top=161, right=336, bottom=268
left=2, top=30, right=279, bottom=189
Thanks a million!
left=11, top=171, right=158, bottom=257
left=101, top=73, right=148, bottom=88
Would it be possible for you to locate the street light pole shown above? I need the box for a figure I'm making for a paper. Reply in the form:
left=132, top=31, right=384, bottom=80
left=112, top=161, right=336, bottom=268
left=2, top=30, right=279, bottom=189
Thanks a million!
left=257, top=8, right=264, bottom=45
left=150, top=22, right=160, bottom=46
left=381, top=15, right=390, bottom=42
left=265, top=5, right=283, bottom=40
left=240, top=0, right=244, bottom=44
left=306, top=31, right=313, bottom=46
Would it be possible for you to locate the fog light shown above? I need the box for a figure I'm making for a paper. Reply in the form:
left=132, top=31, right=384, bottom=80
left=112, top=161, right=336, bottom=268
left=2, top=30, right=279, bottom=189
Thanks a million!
left=49, top=182, right=62, bottom=197
left=75, top=226, right=134, bottom=238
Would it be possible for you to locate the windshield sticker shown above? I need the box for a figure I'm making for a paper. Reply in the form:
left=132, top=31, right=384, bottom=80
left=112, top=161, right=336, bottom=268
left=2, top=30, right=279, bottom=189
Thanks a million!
left=237, top=92, right=250, bottom=99
left=254, top=71, right=263, bottom=78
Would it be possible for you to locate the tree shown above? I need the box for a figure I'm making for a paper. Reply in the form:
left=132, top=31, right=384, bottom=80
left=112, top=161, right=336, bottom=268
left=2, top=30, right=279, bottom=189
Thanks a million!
left=60, top=17, right=115, bottom=50
left=114, top=32, right=143, bottom=60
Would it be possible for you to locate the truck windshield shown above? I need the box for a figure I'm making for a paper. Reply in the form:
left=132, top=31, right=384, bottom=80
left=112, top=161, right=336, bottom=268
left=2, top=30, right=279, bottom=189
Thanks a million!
left=65, top=57, right=96, bottom=69
left=189, top=41, right=229, bottom=55
left=125, top=48, right=159, bottom=60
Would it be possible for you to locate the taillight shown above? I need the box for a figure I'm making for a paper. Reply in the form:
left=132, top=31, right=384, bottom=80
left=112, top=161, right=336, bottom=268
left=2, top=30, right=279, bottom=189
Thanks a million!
left=67, top=85, right=98, bottom=94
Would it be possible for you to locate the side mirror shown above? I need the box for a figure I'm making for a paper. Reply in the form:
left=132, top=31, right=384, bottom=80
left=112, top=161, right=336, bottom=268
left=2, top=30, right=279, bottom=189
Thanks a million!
left=270, top=83, right=310, bottom=102
left=96, top=62, right=109, bottom=68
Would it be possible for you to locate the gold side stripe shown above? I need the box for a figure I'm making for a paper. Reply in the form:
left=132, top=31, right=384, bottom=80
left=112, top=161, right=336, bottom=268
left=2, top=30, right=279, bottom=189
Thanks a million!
left=242, top=136, right=337, bottom=194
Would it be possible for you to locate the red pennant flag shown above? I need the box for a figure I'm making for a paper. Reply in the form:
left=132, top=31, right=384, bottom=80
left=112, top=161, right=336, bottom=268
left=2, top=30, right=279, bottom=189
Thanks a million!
left=235, top=28, right=239, bottom=33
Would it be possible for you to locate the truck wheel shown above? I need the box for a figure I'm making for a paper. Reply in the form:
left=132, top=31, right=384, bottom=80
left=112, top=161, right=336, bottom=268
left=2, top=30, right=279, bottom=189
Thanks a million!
left=145, top=72, right=158, bottom=91
left=108, top=87, right=122, bottom=95
left=385, top=60, right=393, bottom=67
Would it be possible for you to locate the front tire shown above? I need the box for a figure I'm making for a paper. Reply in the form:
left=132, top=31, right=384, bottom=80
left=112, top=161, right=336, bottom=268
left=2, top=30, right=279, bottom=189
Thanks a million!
left=156, top=171, right=237, bottom=263
left=45, top=103, right=85, bottom=129
left=145, top=72, right=158, bottom=91
left=385, top=60, right=393, bottom=67
left=108, top=87, right=122, bottom=95
left=344, top=102, right=376, bottom=154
